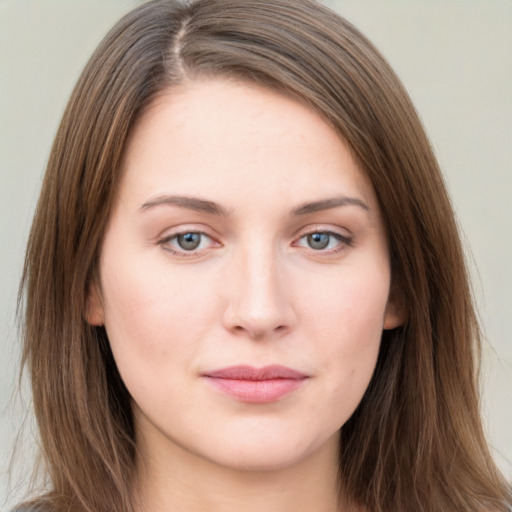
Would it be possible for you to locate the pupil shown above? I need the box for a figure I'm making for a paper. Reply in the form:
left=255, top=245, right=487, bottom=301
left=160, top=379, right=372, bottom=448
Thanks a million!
left=178, top=233, right=201, bottom=250
left=308, top=233, right=329, bottom=250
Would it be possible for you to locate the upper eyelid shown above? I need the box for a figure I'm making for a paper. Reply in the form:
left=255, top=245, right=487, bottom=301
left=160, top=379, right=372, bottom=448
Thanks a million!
left=156, top=224, right=219, bottom=240
left=292, top=223, right=353, bottom=239
left=294, top=231, right=352, bottom=245
left=155, top=224, right=353, bottom=244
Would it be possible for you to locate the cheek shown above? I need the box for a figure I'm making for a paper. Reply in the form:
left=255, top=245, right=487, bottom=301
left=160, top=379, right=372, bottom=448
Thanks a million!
left=99, top=249, right=220, bottom=385
left=301, top=260, right=390, bottom=346
left=300, top=264, right=389, bottom=412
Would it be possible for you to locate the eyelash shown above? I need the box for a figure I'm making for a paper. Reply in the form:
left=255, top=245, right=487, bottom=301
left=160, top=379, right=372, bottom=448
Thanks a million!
left=293, top=230, right=353, bottom=255
left=158, top=230, right=219, bottom=257
left=157, top=229, right=353, bottom=258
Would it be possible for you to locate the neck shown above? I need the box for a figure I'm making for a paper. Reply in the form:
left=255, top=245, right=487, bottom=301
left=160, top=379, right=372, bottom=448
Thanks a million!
left=133, top=431, right=348, bottom=512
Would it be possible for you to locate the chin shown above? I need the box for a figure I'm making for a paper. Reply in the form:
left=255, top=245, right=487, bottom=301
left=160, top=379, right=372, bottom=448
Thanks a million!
left=194, top=428, right=340, bottom=474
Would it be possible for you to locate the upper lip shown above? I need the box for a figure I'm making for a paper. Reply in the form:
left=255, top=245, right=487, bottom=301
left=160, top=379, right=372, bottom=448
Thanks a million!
left=202, top=365, right=308, bottom=381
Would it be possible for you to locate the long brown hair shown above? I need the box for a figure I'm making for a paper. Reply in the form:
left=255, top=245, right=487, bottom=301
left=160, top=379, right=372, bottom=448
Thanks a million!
left=19, top=1, right=511, bottom=511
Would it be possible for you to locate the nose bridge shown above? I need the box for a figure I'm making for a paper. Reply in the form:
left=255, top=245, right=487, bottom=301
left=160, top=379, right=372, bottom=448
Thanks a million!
left=223, top=237, right=293, bottom=338
left=243, top=243, right=280, bottom=306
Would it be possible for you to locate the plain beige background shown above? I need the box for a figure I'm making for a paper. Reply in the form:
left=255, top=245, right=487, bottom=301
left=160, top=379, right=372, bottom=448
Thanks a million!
left=1, top=0, right=511, bottom=508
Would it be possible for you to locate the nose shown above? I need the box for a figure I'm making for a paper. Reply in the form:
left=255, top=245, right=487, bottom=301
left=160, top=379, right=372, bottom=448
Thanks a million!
left=222, top=245, right=295, bottom=340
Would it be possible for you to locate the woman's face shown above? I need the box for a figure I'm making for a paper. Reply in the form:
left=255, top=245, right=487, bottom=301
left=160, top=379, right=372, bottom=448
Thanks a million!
left=88, top=78, right=403, bottom=473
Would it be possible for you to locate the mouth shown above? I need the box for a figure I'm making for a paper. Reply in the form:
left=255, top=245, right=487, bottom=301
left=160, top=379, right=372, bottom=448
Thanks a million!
left=201, top=365, right=309, bottom=403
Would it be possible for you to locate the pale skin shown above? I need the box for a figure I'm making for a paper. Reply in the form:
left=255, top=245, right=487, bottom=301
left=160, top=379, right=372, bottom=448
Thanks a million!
left=87, top=78, right=404, bottom=512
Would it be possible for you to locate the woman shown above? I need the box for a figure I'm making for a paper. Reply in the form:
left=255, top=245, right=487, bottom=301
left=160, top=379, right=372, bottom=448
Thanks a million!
left=16, top=0, right=511, bottom=511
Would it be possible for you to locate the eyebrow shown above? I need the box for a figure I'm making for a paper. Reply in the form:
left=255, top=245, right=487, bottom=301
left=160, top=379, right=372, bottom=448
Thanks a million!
left=291, top=196, right=369, bottom=215
left=140, top=194, right=369, bottom=216
left=140, top=195, right=230, bottom=216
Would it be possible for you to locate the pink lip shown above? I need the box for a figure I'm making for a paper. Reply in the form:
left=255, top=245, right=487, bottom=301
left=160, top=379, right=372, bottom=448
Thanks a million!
left=202, top=365, right=309, bottom=403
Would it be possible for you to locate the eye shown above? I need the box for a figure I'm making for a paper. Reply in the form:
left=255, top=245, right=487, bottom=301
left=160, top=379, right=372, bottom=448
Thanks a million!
left=176, top=232, right=203, bottom=251
left=306, top=233, right=331, bottom=250
left=159, top=231, right=218, bottom=256
left=294, top=231, right=352, bottom=253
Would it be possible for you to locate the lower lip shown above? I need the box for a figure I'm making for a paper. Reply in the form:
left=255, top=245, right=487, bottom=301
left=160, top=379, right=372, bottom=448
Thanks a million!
left=204, top=377, right=306, bottom=403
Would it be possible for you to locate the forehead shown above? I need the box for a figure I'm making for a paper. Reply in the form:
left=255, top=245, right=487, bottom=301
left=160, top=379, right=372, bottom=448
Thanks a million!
left=119, top=78, right=377, bottom=213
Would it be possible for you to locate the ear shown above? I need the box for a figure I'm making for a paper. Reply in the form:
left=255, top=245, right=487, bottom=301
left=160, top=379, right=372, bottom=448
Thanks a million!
left=383, top=284, right=407, bottom=330
left=85, top=280, right=105, bottom=326
left=383, top=301, right=407, bottom=330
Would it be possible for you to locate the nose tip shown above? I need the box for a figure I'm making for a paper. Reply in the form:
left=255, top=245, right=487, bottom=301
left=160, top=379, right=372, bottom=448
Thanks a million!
left=222, top=271, right=294, bottom=338
left=221, top=254, right=295, bottom=340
